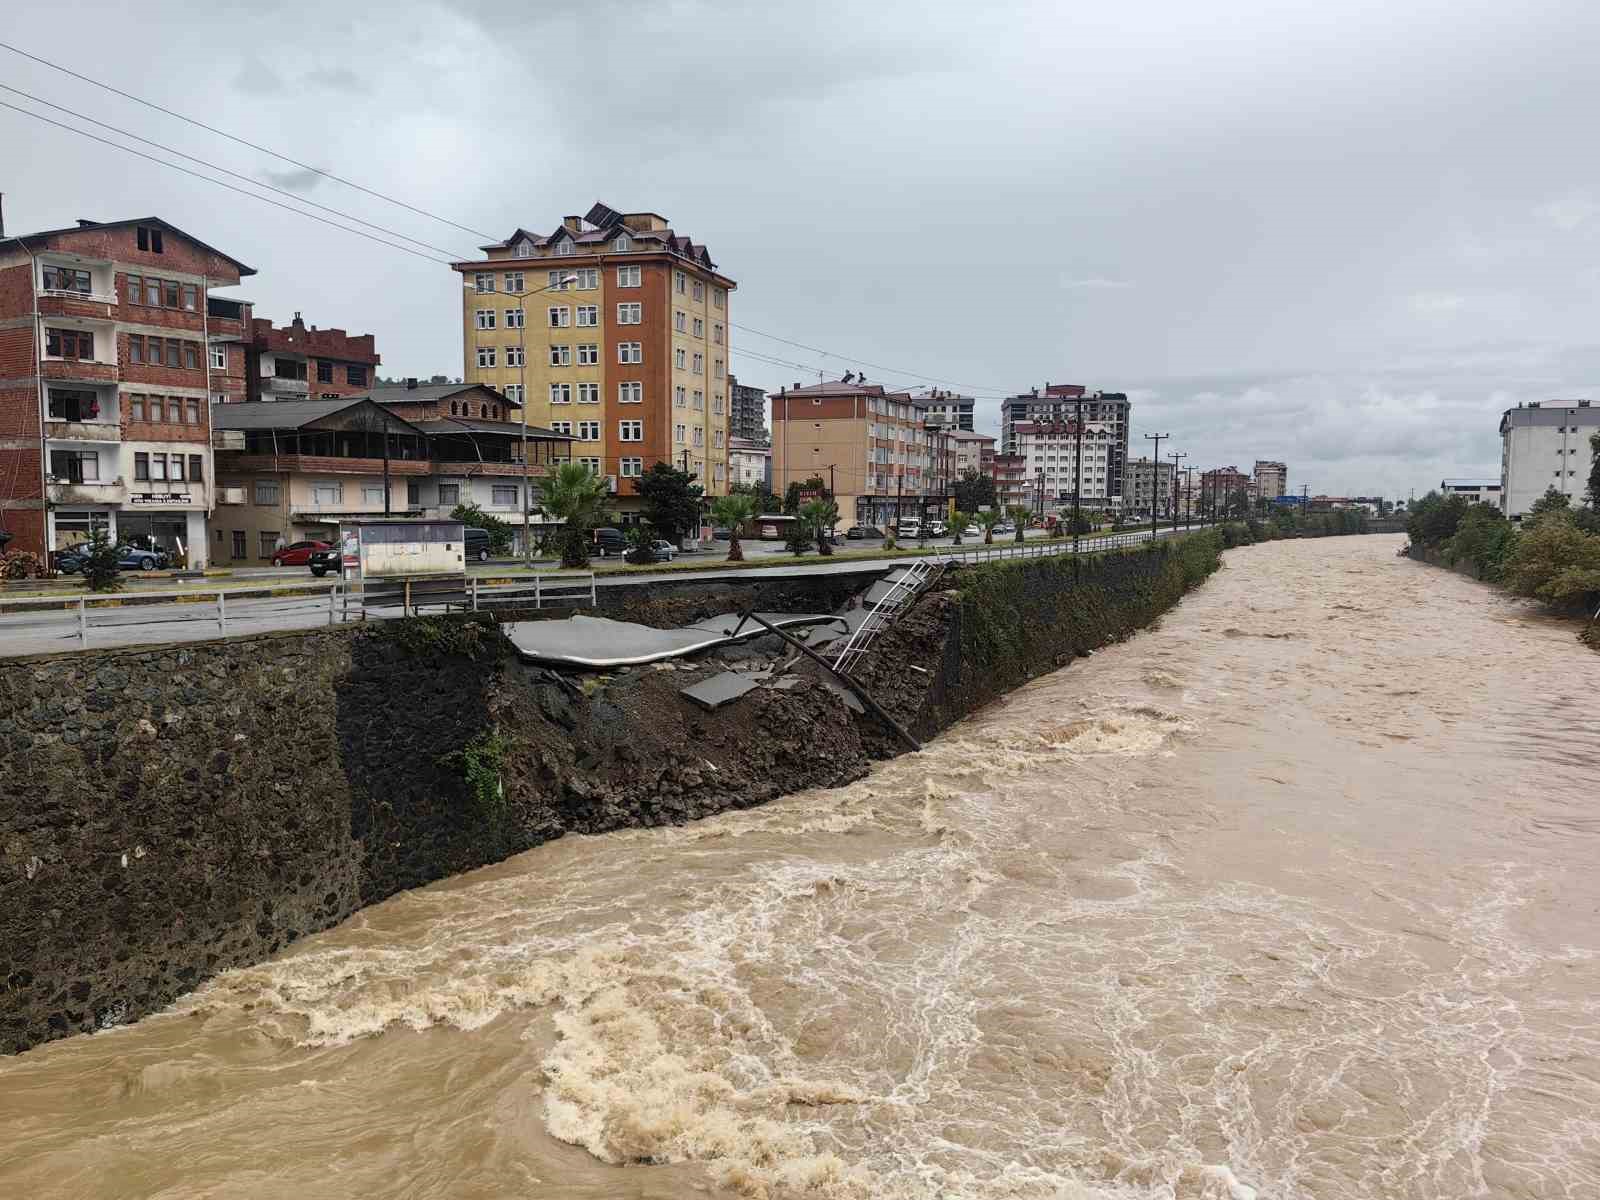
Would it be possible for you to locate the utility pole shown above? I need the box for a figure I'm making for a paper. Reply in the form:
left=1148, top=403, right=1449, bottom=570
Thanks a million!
left=1167, top=451, right=1186, bottom=530
left=1144, top=432, right=1168, bottom=540
left=1072, top=397, right=1085, bottom=557
left=1182, top=465, right=1196, bottom=529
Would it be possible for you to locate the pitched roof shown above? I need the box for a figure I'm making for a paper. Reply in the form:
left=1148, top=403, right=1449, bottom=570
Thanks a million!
left=211, top=398, right=423, bottom=432
left=6, top=217, right=256, bottom=275
left=363, top=382, right=517, bottom=407
left=412, top=417, right=573, bottom=440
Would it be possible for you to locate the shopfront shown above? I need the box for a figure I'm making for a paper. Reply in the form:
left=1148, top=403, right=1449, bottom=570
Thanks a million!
left=120, top=499, right=208, bottom=567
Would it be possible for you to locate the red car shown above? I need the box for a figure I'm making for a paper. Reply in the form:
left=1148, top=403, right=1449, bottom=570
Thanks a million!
left=269, top=540, right=330, bottom=567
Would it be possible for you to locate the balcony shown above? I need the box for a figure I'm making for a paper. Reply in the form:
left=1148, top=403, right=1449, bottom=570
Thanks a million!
left=38, top=290, right=118, bottom=319
left=47, top=477, right=127, bottom=506
left=41, top=358, right=118, bottom=385
left=46, top=421, right=122, bottom=443
left=263, top=375, right=311, bottom=397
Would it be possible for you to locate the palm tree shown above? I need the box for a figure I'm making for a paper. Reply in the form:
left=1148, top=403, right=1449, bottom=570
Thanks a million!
left=1007, top=505, right=1032, bottom=544
left=950, top=510, right=972, bottom=545
left=538, top=461, right=611, bottom=568
left=977, top=510, right=1003, bottom=545
left=711, top=493, right=757, bottom=562
left=800, top=499, right=839, bottom=556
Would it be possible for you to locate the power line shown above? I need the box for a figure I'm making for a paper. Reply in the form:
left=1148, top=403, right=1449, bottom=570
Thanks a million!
left=0, top=39, right=499, bottom=243
left=729, top=320, right=1013, bottom=395
left=0, top=100, right=456, bottom=265
left=0, top=83, right=476, bottom=261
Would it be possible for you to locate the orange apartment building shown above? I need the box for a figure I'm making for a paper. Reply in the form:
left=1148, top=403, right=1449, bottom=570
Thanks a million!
left=0, top=215, right=252, bottom=564
left=451, top=202, right=735, bottom=515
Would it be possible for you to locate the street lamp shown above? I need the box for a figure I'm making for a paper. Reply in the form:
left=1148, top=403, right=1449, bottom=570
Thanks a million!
left=1167, top=451, right=1186, bottom=531
left=463, top=272, right=578, bottom=564
left=1143, top=432, right=1169, bottom=541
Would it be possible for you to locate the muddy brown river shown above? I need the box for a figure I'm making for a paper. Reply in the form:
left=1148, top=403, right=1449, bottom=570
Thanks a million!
left=3, top=534, right=1598, bottom=1199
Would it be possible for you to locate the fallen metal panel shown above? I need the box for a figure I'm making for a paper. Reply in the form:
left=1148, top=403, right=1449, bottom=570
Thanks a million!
left=504, top=611, right=843, bottom=669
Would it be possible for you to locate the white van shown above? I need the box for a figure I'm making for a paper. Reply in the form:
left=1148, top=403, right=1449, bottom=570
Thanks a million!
left=896, top=517, right=922, bottom=539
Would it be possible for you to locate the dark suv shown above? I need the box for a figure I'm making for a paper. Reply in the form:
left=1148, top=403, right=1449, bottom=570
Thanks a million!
left=463, top=526, right=492, bottom=562
left=591, top=527, right=627, bottom=557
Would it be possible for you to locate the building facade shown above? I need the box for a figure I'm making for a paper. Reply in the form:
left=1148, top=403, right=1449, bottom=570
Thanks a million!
left=1125, top=455, right=1178, bottom=516
left=991, top=452, right=1030, bottom=509
left=452, top=202, right=736, bottom=510
left=245, top=314, right=380, bottom=402
left=0, top=217, right=253, bottom=564
left=1439, top=478, right=1503, bottom=507
left=912, top=388, right=975, bottom=432
left=948, top=428, right=995, bottom=476
left=727, top=375, right=768, bottom=444
left=1001, top=383, right=1130, bottom=502
left=1498, top=400, right=1598, bottom=518
left=1253, top=460, right=1287, bottom=501
left=770, top=379, right=946, bottom=527
left=728, top=436, right=771, bottom=491
left=1201, top=466, right=1252, bottom=516
left=1014, top=420, right=1117, bottom=508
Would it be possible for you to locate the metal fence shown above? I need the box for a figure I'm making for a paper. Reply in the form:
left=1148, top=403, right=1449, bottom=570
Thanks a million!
left=940, top=524, right=1203, bottom=565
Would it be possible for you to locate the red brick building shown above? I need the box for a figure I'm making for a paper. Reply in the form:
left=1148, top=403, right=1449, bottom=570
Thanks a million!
left=0, top=216, right=252, bottom=563
left=244, top=313, right=380, bottom=403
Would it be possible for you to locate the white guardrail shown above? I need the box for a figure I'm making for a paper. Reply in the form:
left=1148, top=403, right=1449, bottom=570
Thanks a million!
left=940, top=523, right=1203, bottom=565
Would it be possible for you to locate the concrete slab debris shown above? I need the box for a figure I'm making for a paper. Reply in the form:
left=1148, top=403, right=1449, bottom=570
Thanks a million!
left=681, top=671, right=764, bottom=710
left=506, top=612, right=843, bottom=669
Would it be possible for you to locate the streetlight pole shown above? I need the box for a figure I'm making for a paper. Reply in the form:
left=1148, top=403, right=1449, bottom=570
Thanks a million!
left=1182, top=465, right=1196, bottom=529
left=1167, top=451, right=1186, bottom=530
left=1144, top=432, right=1168, bottom=541
left=1072, top=398, right=1085, bottom=557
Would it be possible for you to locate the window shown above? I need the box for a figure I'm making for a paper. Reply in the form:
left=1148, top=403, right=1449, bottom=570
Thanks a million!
left=551, top=421, right=572, bottom=435
left=137, top=226, right=164, bottom=253
left=504, top=272, right=524, bottom=292
left=692, top=281, right=704, bottom=301
left=548, top=306, right=570, bottom=327
left=213, top=344, right=238, bottom=373
left=48, top=449, right=98, bottom=483
left=576, top=268, right=599, bottom=289
left=713, top=323, right=723, bottom=345
left=315, top=359, right=334, bottom=383
left=165, top=339, right=181, bottom=368
left=258, top=531, right=278, bottom=558
left=692, top=426, right=704, bottom=448
left=692, top=352, right=704, bottom=375
left=619, top=420, right=643, bottom=441
left=506, top=307, right=524, bottom=328
left=129, top=395, right=146, bottom=421
left=493, top=484, right=519, bottom=507
left=183, top=343, right=199, bottom=370
left=186, top=399, right=201, bottom=424
left=146, top=277, right=161, bottom=306
left=675, top=271, right=686, bottom=295
left=617, top=303, right=642, bottom=325
left=578, top=456, right=602, bottom=473
left=620, top=457, right=643, bottom=477
left=475, top=308, right=496, bottom=329
left=693, top=317, right=704, bottom=337
left=578, top=420, right=601, bottom=440
left=47, top=388, right=99, bottom=421
left=504, top=383, right=523, bottom=403
left=150, top=452, right=168, bottom=481
left=713, top=430, right=724, bottom=449
left=554, top=239, right=576, bottom=256
left=45, top=328, right=94, bottom=360
left=164, top=280, right=180, bottom=308
left=506, top=345, right=524, bottom=367
left=619, top=382, right=643, bottom=404
left=474, top=272, right=495, bottom=293
left=255, top=480, right=280, bottom=505
left=713, top=287, right=725, bottom=309
left=546, top=270, right=571, bottom=291
left=134, top=452, right=150, bottom=481
left=578, top=382, right=600, bottom=404
left=713, top=393, right=724, bottom=415
left=232, top=530, right=246, bottom=559
left=614, top=234, right=632, bottom=251
left=274, top=356, right=307, bottom=381
left=170, top=456, right=186, bottom=483
left=514, top=240, right=532, bottom=259
left=128, top=334, right=144, bottom=364
left=617, top=265, right=641, bottom=287
left=550, top=383, right=572, bottom=404
left=675, top=347, right=686, bottom=369
left=549, top=344, right=571, bottom=366
left=181, top=284, right=198, bottom=311
left=477, top=346, right=497, bottom=368
left=42, top=265, right=92, bottom=294
left=674, top=423, right=687, bottom=443
left=407, top=481, right=421, bottom=505
left=675, top=387, right=686, bottom=408
left=577, top=342, right=599, bottom=365
left=618, top=341, right=642, bottom=363
left=674, top=310, right=687, bottom=333
left=167, top=398, right=183, bottom=423
left=125, top=273, right=141, bottom=304
left=438, top=483, right=460, bottom=504
left=362, top=485, right=384, bottom=506
left=576, top=305, right=599, bottom=327
left=692, top=389, right=704, bottom=410
left=714, top=358, right=725, bottom=379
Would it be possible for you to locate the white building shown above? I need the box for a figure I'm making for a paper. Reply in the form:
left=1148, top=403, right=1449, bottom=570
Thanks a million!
left=910, top=388, right=975, bottom=432
left=1498, top=400, right=1599, bottom=518
left=727, top=436, right=771, bottom=490
left=1015, top=419, right=1117, bottom=508
left=1439, top=478, right=1502, bottom=507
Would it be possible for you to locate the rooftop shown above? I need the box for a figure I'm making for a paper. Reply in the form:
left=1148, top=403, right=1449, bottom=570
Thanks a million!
left=4, top=216, right=256, bottom=276
left=467, top=200, right=727, bottom=276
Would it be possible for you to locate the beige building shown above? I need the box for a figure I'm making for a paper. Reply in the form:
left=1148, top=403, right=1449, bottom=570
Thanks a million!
left=1253, top=460, right=1287, bottom=500
left=948, top=429, right=995, bottom=476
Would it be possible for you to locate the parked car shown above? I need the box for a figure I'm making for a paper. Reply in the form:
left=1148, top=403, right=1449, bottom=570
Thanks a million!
left=463, top=526, right=492, bottom=562
left=993, top=522, right=1015, bottom=536
left=591, top=527, right=627, bottom=557
left=51, top=546, right=90, bottom=574
left=116, top=544, right=168, bottom=571
left=307, top=545, right=342, bottom=577
left=711, top=526, right=732, bottom=541
left=927, top=520, right=948, bottom=537
left=650, top=539, right=678, bottom=562
left=270, top=540, right=329, bottom=567
left=845, top=524, right=882, bottom=540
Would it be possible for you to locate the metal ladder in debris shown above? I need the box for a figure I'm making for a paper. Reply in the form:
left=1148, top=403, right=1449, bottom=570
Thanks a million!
left=832, top=559, right=940, bottom=677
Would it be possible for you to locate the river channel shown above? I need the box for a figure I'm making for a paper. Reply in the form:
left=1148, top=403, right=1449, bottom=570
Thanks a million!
left=3, top=534, right=1597, bottom=1199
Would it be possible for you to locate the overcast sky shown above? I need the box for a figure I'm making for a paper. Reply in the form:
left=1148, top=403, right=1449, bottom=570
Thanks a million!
left=6, top=0, right=1600, bottom=497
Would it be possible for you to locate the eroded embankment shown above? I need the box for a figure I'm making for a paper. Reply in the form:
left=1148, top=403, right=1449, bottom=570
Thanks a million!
left=0, top=532, right=1224, bottom=1054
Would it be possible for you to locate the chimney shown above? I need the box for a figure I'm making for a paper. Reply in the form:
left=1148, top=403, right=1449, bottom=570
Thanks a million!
left=405, top=377, right=418, bottom=389
left=563, top=215, right=583, bottom=232
left=794, top=381, right=801, bottom=390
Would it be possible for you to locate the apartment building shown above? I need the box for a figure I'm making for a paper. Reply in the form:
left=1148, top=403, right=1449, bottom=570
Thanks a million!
left=771, top=379, right=945, bottom=527
left=1201, top=465, right=1252, bottom=515
left=1014, top=419, right=1118, bottom=508
left=728, top=436, right=772, bottom=490
left=0, top=216, right=253, bottom=564
left=1001, top=383, right=1130, bottom=499
left=245, top=313, right=380, bottom=402
left=209, top=390, right=571, bottom=560
left=1125, top=455, right=1177, bottom=516
left=991, top=453, right=1030, bottom=509
left=452, top=202, right=736, bottom=510
left=913, top=388, right=976, bottom=432
left=1439, top=478, right=1502, bottom=507
left=1253, top=459, right=1287, bottom=501
left=1498, top=399, right=1598, bottom=518
left=948, top=428, right=995, bottom=476
left=727, top=375, right=768, bottom=444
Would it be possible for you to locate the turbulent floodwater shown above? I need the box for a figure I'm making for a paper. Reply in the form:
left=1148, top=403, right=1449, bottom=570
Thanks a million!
left=4, top=534, right=1600, bottom=1199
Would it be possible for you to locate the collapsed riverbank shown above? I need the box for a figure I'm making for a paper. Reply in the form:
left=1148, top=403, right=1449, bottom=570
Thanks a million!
left=1, top=530, right=1228, bottom=1054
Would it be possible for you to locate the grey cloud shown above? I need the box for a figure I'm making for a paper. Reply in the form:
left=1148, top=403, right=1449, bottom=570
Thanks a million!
left=260, top=167, right=325, bottom=192
left=232, top=54, right=283, bottom=95
left=304, top=67, right=369, bottom=94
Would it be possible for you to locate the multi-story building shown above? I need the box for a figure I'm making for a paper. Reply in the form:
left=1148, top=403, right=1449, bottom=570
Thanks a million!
left=209, top=388, right=571, bottom=560
left=727, top=375, right=768, bottom=444
left=452, top=202, right=736, bottom=510
left=1002, top=383, right=1130, bottom=499
left=1498, top=399, right=1598, bottom=518
left=1, top=216, right=253, bottom=564
left=728, top=436, right=771, bottom=491
left=245, top=313, right=379, bottom=402
left=1125, top=455, right=1178, bottom=516
left=771, top=379, right=944, bottom=527
left=948, top=429, right=995, bottom=476
left=913, top=388, right=975, bottom=432
left=1253, top=459, right=1287, bottom=501
left=1439, top=478, right=1502, bottom=507
left=1201, top=466, right=1252, bottom=516
left=991, top=452, right=1030, bottom=509
left=1014, top=419, right=1117, bottom=508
